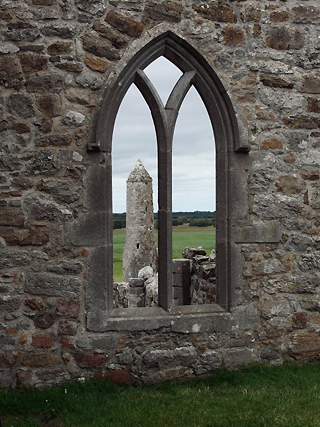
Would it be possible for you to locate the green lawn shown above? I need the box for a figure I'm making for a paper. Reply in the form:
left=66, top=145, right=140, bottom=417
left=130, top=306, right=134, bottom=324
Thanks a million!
left=113, top=225, right=216, bottom=282
left=2, top=363, right=320, bottom=426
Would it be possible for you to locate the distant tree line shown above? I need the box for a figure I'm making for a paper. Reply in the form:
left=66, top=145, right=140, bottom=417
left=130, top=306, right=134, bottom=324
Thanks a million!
left=113, top=211, right=216, bottom=229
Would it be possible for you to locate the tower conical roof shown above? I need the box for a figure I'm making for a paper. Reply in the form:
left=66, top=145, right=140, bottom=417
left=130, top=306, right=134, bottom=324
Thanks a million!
left=127, top=159, right=152, bottom=182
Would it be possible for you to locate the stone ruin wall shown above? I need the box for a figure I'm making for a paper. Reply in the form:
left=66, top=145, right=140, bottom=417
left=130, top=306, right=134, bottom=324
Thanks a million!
left=1, top=0, right=320, bottom=388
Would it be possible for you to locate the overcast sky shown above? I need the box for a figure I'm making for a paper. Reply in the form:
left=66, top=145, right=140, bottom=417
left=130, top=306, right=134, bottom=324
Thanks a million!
left=112, top=57, right=216, bottom=213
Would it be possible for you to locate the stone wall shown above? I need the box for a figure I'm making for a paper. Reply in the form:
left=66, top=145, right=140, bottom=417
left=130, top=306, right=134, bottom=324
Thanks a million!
left=1, top=0, right=320, bottom=388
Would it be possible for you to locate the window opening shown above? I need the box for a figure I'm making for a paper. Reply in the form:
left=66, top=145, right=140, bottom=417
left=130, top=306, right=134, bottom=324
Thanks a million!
left=172, top=86, right=216, bottom=305
left=87, top=32, right=250, bottom=322
left=112, top=84, right=157, bottom=287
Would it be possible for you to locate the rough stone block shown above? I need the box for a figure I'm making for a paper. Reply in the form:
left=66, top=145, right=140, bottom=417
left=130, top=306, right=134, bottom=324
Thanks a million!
left=265, top=26, right=305, bottom=50
left=224, top=348, right=256, bottom=367
left=81, top=31, right=120, bottom=60
left=0, top=208, right=25, bottom=227
left=143, top=346, right=197, bottom=370
left=232, top=220, right=281, bottom=243
left=32, top=334, right=53, bottom=348
left=22, top=353, right=59, bottom=367
left=20, top=54, right=48, bottom=73
left=200, top=350, right=221, bottom=366
left=34, top=134, right=72, bottom=147
left=23, top=193, right=72, bottom=222
left=144, top=1, right=182, bottom=23
left=0, top=250, right=31, bottom=269
left=77, top=334, right=119, bottom=350
left=74, top=353, right=107, bottom=368
left=26, top=74, right=63, bottom=93
left=106, top=10, right=144, bottom=36
left=289, top=333, right=320, bottom=359
left=26, top=273, right=82, bottom=298
left=34, top=313, right=55, bottom=329
left=0, top=227, right=50, bottom=246
left=7, top=94, right=36, bottom=119
left=55, top=299, right=80, bottom=318
left=172, top=259, right=191, bottom=274
left=0, top=296, right=22, bottom=312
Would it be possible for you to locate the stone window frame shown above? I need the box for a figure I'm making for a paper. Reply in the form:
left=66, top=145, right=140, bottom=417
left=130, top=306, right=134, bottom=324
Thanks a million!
left=83, top=31, right=249, bottom=331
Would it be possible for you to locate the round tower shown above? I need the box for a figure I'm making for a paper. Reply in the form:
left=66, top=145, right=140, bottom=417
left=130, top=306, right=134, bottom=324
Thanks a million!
left=122, top=159, right=157, bottom=282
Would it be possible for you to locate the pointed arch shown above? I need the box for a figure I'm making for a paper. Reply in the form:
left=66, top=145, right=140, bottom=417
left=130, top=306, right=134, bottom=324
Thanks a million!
left=86, top=31, right=249, bottom=315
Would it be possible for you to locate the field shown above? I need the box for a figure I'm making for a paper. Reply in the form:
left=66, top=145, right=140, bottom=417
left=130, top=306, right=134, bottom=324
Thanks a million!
left=2, top=363, right=320, bottom=427
left=113, top=224, right=216, bottom=282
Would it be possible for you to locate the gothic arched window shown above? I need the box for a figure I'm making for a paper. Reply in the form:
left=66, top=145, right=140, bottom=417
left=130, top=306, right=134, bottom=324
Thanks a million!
left=82, top=31, right=249, bottom=328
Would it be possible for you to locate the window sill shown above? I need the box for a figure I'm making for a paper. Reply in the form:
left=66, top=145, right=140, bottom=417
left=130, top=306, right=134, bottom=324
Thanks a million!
left=87, top=304, right=232, bottom=333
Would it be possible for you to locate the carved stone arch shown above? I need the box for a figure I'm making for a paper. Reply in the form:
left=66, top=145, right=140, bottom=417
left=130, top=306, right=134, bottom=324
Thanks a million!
left=82, top=31, right=249, bottom=324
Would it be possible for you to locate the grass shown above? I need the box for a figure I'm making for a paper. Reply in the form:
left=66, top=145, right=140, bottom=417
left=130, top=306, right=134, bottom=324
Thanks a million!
left=2, top=363, right=320, bottom=426
left=113, top=225, right=216, bottom=282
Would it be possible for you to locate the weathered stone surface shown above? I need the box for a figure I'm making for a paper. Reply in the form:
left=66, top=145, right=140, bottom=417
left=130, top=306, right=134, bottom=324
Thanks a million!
left=292, top=312, right=308, bottom=329
left=0, top=227, right=50, bottom=246
left=265, top=27, right=305, bottom=50
left=24, top=193, right=72, bottom=222
left=22, top=353, right=59, bottom=367
left=75, top=72, right=103, bottom=90
left=307, top=97, right=320, bottom=114
left=36, top=94, right=61, bottom=118
left=81, top=31, right=120, bottom=60
left=0, top=250, right=31, bottom=269
left=0, top=352, right=21, bottom=368
left=34, top=134, right=72, bottom=147
left=0, top=56, right=21, bottom=74
left=25, top=297, right=46, bottom=311
left=0, top=208, right=24, bottom=227
left=92, top=21, right=129, bottom=48
left=144, top=1, right=182, bottom=23
left=54, top=61, right=83, bottom=73
left=252, top=194, right=301, bottom=218
left=275, top=176, right=306, bottom=195
left=20, top=54, right=48, bottom=73
left=270, top=11, right=289, bottom=22
left=222, top=26, right=245, bottom=47
left=26, top=273, right=82, bottom=297
left=4, top=23, right=40, bottom=42
left=85, top=55, right=111, bottom=73
left=193, top=3, right=236, bottom=23
left=292, top=5, right=320, bottom=24
left=7, top=94, right=36, bottom=119
left=34, top=312, right=55, bottom=329
left=55, top=299, right=80, bottom=318
left=32, top=334, right=53, bottom=348
left=300, top=169, right=319, bottom=181
left=0, top=296, right=22, bottom=312
left=77, top=335, right=119, bottom=350
left=26, top=74, right=63, bottom=93
left=261, top=138, right=283, bottom=150
left=289, top=334, right=320, bottom=359
left=62, top=111, right=85, bottom=126
left=75, top=0, right=106, bottom=15
left=282, top=115, right=320, bottom=129
left=245, top=4, right=261, bottom=22
left=74, top=353, right=107, bottom=368
left=59, top=320, right=77, bottom=335
left=301, top=75, right=320, bottom=94
left=48, top=41, right=72, bottom=55
left=61, top=336, right=76, bottom=349
left=261, top=76, right=294, bottom=90
left=40, top=24, right=77, bottom=38
left=143, top=346, right=197, bottom=369
left=106, top=10, right=144, bottom=36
